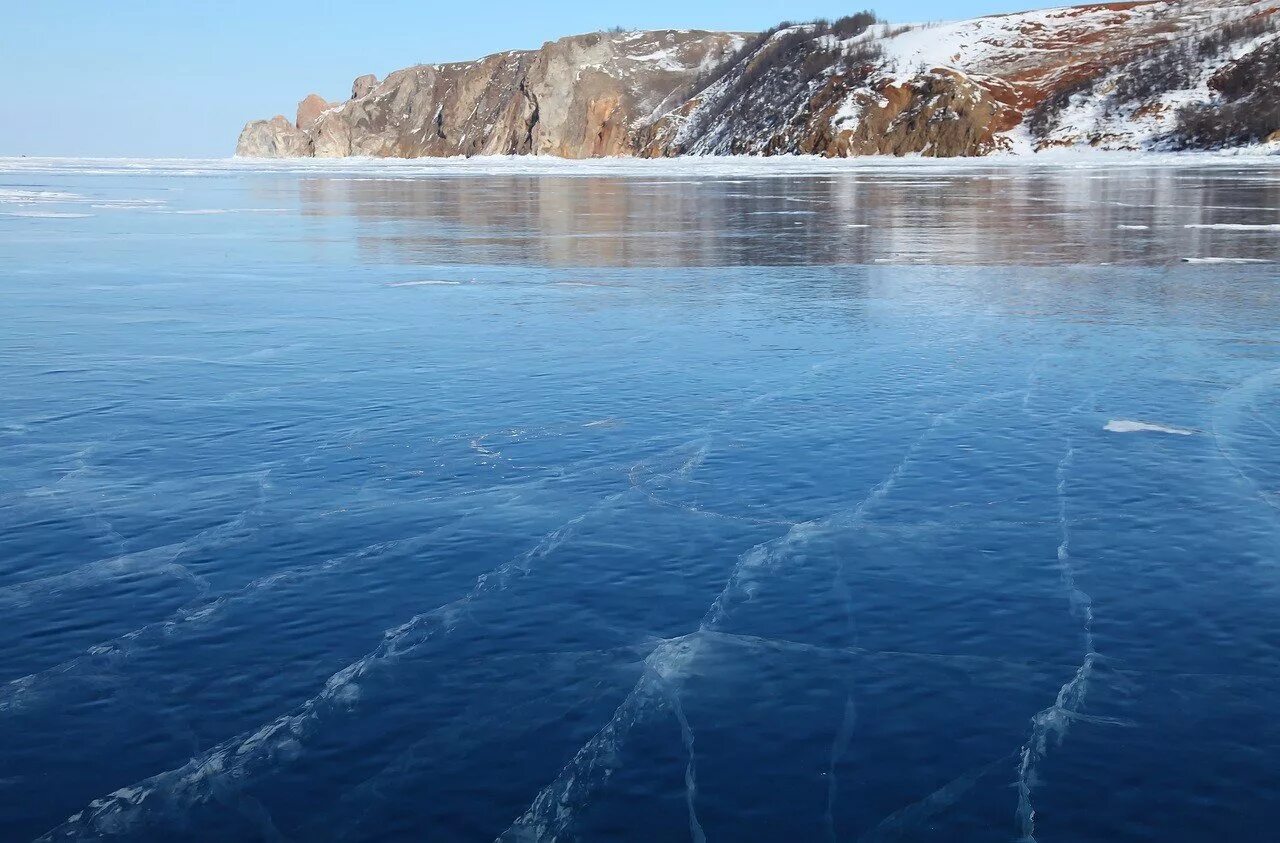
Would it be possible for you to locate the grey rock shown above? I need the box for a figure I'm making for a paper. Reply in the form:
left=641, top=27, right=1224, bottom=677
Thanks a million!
left=352, top=74, right=378, bottom=100
left=235, top=115, right=312, bottom=158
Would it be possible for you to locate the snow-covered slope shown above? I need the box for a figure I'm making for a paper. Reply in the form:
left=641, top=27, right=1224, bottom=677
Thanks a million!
left=1026, top=5, right=1280, bottom=149
left=237, top=1, right=1280, bottom=159
left=647, top=0, right=1280, bottom=157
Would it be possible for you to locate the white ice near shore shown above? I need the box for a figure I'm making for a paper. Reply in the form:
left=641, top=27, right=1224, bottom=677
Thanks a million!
left=0, top=184, right=167, bottom=216
left=1185, top=223, right=1280, bottom=231
left=165, top=208, right=289, bottom=215
left=0, top=188, right=84, bottom=203
left=1105, top=420, right=1195, bottom=435
left=3, top=149, right=1280, bottom=181
left=385, top=279, right=462, bottom=287
left=1182, top=257, right=1273, bottom=264
left=1, top=211, right=93, bottom=218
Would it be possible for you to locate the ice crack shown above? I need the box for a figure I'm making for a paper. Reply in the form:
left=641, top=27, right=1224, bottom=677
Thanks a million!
left=1014, top=444, right=1097, bottom=843
left=506, top=388, right=1021, bottom=841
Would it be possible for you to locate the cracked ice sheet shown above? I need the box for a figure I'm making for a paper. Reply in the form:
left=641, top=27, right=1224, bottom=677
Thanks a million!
left=24, top=492, right=776, bottom=841
left=717, top=518, right=1087, bottom=664
left=0, top=484, right=648, bottom=837
left=0, top=467, right=274, bottom=682
left=21, top=645, right=650, bottom=843
left=0, top=460, right=619, bottom=688
left=20, top=345, right=881, bottom=836
left=284, top=645, right=660, bottom=842
left=716, top=388, right=1090, bottom=658
left=645, top=356, right=979, bottom=527
left=1066, top=416, right=1280, bottom=678
left=1016, top=667, right=1280, bottom=841
left=0, top=457, right=272, bottom=588
left=498, top=379, right=1088, bottom=841
left=509, top=632, right=1066, bottom=841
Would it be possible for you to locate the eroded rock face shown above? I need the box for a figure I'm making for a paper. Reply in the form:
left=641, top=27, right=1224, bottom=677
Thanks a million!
left=312, top=50, right=537, bottom=158
left=237, top=30, right=746, bottom=158
left=296, top=94, right=333, bottom=131
left=643, top=63, right=1020, bottom=158
left=819, top=71, right=1023, bottom=157
left=352, top=74, right=378, bottom=100
left=235, top=115, right=312, bottom=158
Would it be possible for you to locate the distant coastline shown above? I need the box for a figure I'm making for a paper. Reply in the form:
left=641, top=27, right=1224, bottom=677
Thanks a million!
left=237, top=1, right=1280, bottom=161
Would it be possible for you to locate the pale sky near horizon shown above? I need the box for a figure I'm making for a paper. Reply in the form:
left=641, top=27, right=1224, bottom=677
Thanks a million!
left=3, top=0, right=1065, bottom=158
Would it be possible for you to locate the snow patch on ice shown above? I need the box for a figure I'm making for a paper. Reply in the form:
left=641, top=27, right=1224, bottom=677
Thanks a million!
left=1104, top=420, right=1195, bottom=435
left=1185, top=223, right=1280, bottom=231
left=166, top=208, right=289, bottom=215
left=0, top=189, right=84, bottom=204
left=1181, top=257, right=1273, bottom=264
left=385, top=279, right=462, bottom=287
left=1, top=210, right=93, bottom=218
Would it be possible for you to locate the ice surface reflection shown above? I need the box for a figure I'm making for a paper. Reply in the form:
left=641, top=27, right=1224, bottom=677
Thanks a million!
left=2, top=157, right=1280, bottom=842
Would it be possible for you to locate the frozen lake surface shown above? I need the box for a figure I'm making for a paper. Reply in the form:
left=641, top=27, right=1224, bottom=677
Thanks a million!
left=3, top=155, right=1280, bottom=841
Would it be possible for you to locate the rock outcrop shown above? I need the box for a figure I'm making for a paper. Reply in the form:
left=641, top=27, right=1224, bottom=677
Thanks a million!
left=820, top=71, right=1024, bottom=158
left=235, top=115, right=312, bottom=158
left=236, top=0, right=1280, bottom=159
left=237, top=30, right=746, bottom=158
left=295, top=94, right=333, bottom=131
left=351, top=74, right=378, bottom=100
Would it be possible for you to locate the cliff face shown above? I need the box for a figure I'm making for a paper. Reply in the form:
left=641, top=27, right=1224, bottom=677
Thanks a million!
left=236, top=0, right=1280, bottom=159
left=237, top=30, right=746, bottom=159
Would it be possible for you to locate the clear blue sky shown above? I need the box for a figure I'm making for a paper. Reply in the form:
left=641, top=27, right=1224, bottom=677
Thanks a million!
left=2, top=0, right=1064, bottom=158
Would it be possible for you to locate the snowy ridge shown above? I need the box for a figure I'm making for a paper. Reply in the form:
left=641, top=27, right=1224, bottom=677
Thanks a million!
left=1033, top=8, right=1280, bottom=149
left=655, top=0, right=1280, bottom=157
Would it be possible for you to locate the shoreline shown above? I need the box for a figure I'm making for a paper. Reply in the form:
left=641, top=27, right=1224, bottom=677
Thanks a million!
left=4, top=148, right=1280, bottom=178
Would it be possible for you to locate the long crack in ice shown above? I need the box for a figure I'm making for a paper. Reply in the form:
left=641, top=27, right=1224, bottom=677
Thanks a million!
left=858, top=753, right=1018, bottom=842
left=822, top=388, right=1020, bottom=838
left=661, top=672, right=706, bottom=843
left=499, top=636, right=701, bottom=842
left=1211, top=365, right=1280, bottom=514
left=824, top=694, right=858, bottom=842
left=1014, top=443, right=1096, bottom=843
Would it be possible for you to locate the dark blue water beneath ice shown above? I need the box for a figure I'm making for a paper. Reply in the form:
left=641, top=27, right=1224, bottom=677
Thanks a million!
left=3, top=157, right=1280, bottom=842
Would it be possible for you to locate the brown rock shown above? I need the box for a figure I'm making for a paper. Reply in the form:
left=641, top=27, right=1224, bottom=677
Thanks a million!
left=823, top=70, right=1025, bottom=158
left=296, top=94, right=332, bottom=131
left=282, top=30, right=748, bottom=159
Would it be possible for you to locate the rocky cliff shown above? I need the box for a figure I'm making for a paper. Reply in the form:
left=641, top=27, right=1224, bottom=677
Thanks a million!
left=237, top=30, right=747, bottom=159
left=237, top=0, right=1280, bottom=159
